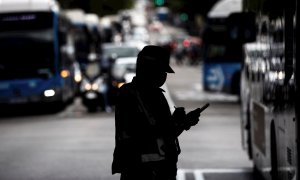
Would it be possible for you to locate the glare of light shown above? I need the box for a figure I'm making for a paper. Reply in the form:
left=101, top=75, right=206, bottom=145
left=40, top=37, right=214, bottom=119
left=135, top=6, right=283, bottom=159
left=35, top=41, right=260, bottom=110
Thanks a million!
left=44, top=89, right=55, bottom=97
left=261, top=61, right=266, bottom=73
left=183, top=39, right=190, bottom=47
left=75, top=74, right=82, bottom=83
left=269, top=72, right=276, bottom=81
left=61, top=70, right=70, bottom=78
left=92, top=83, right=99, bottom=91
left=118, top=82, right=125, bottom=88
left=85, top=83, right=92, bottom=90
left=274, top=71, right=278, bottom=80
left=88, top=53, right=97, bottom=61
left=278, top=71, right=284, bottom=80
left=180, top=13, right=188, bottom=21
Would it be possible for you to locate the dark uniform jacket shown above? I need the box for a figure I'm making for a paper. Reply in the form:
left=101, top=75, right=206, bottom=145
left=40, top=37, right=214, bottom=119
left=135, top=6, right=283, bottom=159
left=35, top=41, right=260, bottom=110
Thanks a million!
left=112, top=77, right=181, bottom=174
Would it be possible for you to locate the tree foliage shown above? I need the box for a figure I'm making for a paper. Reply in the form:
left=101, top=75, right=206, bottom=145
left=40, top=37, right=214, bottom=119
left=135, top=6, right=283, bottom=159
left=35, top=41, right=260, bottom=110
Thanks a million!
left=167, top=0, right=220, bottom=17
left=57, top=0, right=134, bottom=17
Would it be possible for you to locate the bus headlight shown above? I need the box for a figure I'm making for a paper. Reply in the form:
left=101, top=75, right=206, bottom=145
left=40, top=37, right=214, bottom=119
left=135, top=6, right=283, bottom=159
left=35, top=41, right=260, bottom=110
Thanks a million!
left=44, top=89, right=55, bottom=97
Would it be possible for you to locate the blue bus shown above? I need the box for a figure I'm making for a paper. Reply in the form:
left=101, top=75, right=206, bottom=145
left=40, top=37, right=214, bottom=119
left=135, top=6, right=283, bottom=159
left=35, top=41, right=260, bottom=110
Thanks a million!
left=0, top=0, right=77, bottom=108
left=202, top=0, right=253, bottom=95
left=202, top=25, right=243, bottom=94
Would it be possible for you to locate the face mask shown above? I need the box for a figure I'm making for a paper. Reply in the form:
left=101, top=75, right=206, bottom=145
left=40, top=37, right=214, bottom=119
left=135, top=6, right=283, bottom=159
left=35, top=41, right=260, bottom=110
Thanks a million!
left=137, top=71, right=167, bottom=88
left=155, top=72, right=167, bottom=87
left=150, top=72, right=167, bottom=88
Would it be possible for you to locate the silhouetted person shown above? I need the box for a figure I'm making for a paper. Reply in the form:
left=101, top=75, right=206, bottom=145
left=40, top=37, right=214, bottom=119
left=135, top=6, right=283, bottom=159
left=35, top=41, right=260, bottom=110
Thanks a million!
left=112, top=45, right=201, bottom=180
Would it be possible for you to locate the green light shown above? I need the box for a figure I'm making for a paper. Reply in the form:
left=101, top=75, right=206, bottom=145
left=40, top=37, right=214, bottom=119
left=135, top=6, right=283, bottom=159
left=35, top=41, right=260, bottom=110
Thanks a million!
left=180, top=13, right=188, bottom=21
left=155, top=0, right=165, bottom=6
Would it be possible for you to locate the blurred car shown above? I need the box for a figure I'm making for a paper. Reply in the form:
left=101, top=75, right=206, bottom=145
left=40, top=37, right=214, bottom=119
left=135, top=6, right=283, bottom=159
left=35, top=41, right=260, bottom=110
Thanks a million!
left=170, top=34, right=203, bottom=65
left=101, top=42, right=142, bottom=73
left=148, top=20, right=164, bottom=32
left=101, top=42, right=144, bottom=106
left=125, top=26, right=150, bottom=43
left=111, top=57, right=137, bottom=89
left=156, top=33, right=173, bottom=52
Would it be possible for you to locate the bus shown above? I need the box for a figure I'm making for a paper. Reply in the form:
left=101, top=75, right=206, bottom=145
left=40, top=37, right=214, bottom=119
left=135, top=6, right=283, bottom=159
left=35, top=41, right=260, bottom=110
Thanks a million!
left=202, top=0, right=245, bottom=95
left=240, top=0, right=299, bottom=179
left=0, top=0, right=77, bottom=108
left=64, top=9, right=91, bottom=67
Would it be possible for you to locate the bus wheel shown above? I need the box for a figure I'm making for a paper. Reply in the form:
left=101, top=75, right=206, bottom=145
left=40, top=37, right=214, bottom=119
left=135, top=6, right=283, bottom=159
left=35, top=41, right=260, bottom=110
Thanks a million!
left=231, top=72, right=240, bottom=95
left=247, top=127, right=253, bottom=159
left=246, top=103, right=253, bottom=159
left=270, top=122, right=279, bottom=180
left=253, top=165, right=264, bottom=180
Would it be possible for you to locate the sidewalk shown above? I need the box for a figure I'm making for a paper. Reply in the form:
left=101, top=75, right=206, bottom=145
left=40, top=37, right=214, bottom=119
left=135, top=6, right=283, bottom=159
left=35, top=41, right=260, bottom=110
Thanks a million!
left=160, top=24, right=239, bottom=106
left=166, top=61, right=239, bottom=107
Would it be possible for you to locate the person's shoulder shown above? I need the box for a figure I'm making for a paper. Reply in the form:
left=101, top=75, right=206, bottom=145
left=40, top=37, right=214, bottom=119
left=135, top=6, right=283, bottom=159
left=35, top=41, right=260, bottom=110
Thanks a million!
left=120, top=82, right=132, bottom=89
left=117, top=82, right=137, bottom=102
left=119, top=82, right=134, bottom=94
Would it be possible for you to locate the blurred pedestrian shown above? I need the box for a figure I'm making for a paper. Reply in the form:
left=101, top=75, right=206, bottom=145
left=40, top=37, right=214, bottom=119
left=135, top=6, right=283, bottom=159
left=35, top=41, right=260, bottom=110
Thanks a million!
left=112, top=45, right=201, bottom=180
left=174, top=44, right=185, bottom=65
left=187, top=44, right=199, bottom=65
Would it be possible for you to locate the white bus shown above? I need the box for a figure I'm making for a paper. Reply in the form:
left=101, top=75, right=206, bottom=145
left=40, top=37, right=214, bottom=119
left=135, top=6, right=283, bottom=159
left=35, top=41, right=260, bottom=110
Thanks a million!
left=240, top=0, right=299, bottom=179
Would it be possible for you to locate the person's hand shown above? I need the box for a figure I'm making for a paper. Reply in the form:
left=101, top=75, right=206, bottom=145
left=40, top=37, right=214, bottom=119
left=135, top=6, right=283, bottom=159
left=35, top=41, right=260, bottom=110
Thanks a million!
left=172, top=107, right=186, bottom=124
left=185, top=108, right=201, bottom=130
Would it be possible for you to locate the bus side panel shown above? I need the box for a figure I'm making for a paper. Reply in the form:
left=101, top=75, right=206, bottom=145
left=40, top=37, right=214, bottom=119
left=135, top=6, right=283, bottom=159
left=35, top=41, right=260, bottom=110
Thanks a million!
left=203, top=62, right=241, bottom=94
left=0, top=77, right=64, bottom=105
left=296, top=0, right=300, bottom=179
left=54, top=13, right=76, bottom=104
left=250, top=100, right=272, bottom=180
left=242, top=0, right=299, bottom=179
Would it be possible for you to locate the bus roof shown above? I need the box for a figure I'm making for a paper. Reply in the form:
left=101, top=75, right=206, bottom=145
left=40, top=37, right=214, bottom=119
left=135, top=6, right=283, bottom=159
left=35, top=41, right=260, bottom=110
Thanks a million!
left=64, top=9, right=86, bottom=25
left=208, top=0, right=242, bottom=18
left=0, top=0, right=59, bottom=13
left=85, top=13, right=100, bottom=28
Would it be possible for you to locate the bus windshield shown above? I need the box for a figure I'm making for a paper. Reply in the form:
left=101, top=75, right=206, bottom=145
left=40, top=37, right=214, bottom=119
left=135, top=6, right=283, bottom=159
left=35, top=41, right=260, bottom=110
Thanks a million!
left=205, top=43, right=243, bottom=62
left=72, top=25, right=91, bottom=59
left=0, top=12, right=55, bottom=80
left=203, top=19, right=244, bottom=63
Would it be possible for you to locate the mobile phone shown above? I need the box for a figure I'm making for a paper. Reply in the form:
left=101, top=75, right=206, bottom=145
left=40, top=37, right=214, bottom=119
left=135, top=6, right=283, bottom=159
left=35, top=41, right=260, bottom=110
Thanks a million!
left=197, top=103, right=210, bottom=114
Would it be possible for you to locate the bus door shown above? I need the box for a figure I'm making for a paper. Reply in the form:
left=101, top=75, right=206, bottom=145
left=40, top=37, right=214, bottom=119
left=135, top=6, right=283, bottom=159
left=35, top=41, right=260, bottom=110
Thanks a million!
left=203, top=41, right=243, bottom=94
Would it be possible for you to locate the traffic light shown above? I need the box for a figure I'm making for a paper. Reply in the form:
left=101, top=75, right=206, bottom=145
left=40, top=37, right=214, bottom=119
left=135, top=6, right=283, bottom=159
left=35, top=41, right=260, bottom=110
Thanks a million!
left=154, top=0, right=165, bottom=6
left=180, top=13, right=188, bottom=21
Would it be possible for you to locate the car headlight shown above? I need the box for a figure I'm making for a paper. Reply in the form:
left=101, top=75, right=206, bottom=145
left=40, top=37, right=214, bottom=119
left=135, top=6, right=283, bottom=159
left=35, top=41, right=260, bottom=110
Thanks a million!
left=92, top=83, right=99, bottom=91
left=85, top=83, right=92, bottom=91
left=80, top=79, right=92, bottom=91
left=112, top=80, right=125, bottom=88
left=74, top=73, right=82, bottom=83
left=118, top=82, right=125, bottom=88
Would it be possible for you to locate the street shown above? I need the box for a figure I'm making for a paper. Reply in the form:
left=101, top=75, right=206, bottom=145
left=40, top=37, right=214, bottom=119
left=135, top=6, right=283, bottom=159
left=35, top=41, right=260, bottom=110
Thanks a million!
left=0, top=0, right=297, bottom=179
left=0, top=62, right=255, bottom=180
left=168, top=63, right=254, bottom=180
